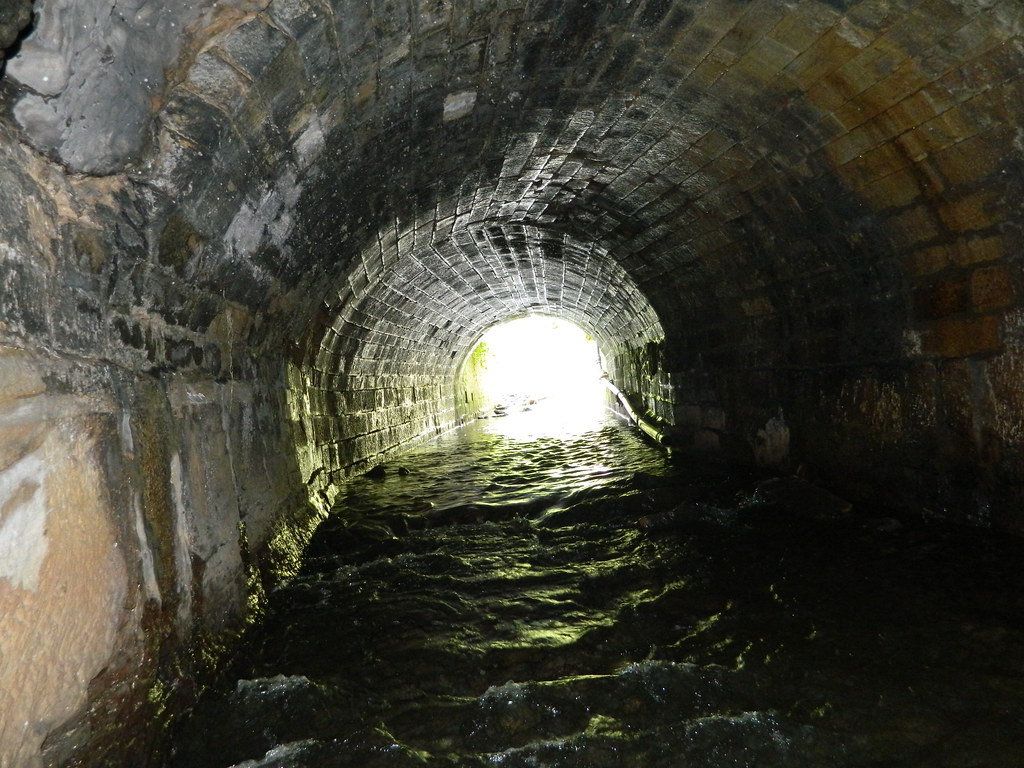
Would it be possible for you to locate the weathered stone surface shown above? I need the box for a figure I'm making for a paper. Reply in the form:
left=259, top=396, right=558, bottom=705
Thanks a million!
left=0, top=416, right=128, bottom=768
left=0, top=0, right=33, bottom=59
left=0, top=0, right=1022, bottom=764
left=0, top=347, right=45, bottom=403
left=6, top=0, right=204, bottom=173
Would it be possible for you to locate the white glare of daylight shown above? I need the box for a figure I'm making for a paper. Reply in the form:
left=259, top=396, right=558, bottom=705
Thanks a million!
left=470, top=316, right=608, bottom=438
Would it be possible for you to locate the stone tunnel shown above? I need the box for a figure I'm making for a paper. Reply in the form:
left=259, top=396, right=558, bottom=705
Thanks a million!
left=0, top=0, right=1021, bottom=763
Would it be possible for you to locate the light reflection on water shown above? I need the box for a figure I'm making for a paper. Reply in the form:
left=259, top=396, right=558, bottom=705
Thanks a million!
left=478, top=385, right=610, bottom=442
left=169, top=411, right=1024, bottom=768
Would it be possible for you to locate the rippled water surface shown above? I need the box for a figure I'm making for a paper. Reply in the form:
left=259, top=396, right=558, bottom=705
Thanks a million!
left=169, top=408, right=1024, bottom=767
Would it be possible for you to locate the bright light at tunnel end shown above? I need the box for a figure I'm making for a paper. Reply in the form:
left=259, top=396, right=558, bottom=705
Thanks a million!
left=464, top=316, right=608, bottom=438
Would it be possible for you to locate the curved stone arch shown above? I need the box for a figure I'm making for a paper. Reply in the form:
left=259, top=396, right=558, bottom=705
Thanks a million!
left=2, top=1, right=1024, bottom=763
left=129, top=0, right=1022, bottom=407
left=333, top=229, right=660, bottom=353
left=294, top=216, right=666, bottom=481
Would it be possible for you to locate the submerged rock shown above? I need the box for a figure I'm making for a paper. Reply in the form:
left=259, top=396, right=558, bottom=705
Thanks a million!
left=232, top=739, right=333, bottom=768
left=751, top=477, right=853, bottom=520
left=637, top=502, right=737, bottom=533
left=864, top=516, right=904, bottom=534
left=171, top=676, right=354, bottom=768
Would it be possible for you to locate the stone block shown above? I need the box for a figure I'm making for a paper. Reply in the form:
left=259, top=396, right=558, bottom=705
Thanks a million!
left=930, top=129, right=1009, bottom=186
left=772, top=3, right=839, bottom=56
left=987, top=327, right=1024, bottom=427
left=0, top=421, right=46, bottom=474
left=880, top=93, right=936, bottom=138
left=0, top=349, right=45, bottom=404
left=844, top=139, right=917, bottom=189
left=864, top=65, right=933, bottom=116
left=908, top=235, right=1011, bottom=277
left=859, top=166, right=923, bottom=210
left=271, top=0, right=333, bottom=40
left=888, top=204, right=941, bottom=247
left=826, top=122, right=881, bottom=166
left=0, top=424, right=129, bottom=768
left=970, top=264, right=1015, bottom=313
left=216, top=17, right=292, bottom=83
left=955, top=235, right=1010, bottom=268
left=913, top=275, right=970, bottom=320
left=160, top=91, right=233, bottom=155
left=186, top=52, right=251, bottom=114
left=905, top=110, right=974, bottom=159
left=904, top=245, right=951, bottom=278
left=938, top=191, right=997, bottom=233
left=933, top=357, right=995, bottom=462
left=923, top=316, right=1002, bottom=358
left=805, top=78, right=848, bottom=112
left=158, top=214, right=205, bottom=277
left=786, top=26, right=865, bottom=88
left=827, top=58, right=883, bottom=105
left=343, top=412, right=370, bottom=437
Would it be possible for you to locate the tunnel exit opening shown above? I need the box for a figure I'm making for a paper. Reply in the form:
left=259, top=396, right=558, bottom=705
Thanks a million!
left=459, top=316, right=608, bottom=435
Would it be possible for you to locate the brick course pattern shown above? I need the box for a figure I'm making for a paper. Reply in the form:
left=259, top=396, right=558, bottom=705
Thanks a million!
left=1, top=0, right=1023, bottom=762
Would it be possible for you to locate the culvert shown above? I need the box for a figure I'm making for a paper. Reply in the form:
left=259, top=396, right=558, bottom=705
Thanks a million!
left=0, top=0, right=1022, bottom=764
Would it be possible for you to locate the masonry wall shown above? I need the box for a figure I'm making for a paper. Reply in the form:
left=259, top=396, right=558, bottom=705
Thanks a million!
left=290, top=364, right=464, bottom=496
left=631, top=0, right=1024, bottom=524
left=0, top=0, right=1023, bottom=765
left=0, top=123, right=310, bottom=766
left=0, top=351, right=311, bottom=767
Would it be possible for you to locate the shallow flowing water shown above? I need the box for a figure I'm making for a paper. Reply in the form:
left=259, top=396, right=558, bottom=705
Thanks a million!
left=169, top=406, right=1024, bottom=768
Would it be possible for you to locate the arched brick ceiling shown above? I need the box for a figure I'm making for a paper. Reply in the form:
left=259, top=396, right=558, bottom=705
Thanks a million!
left=2, top=6, right=1023, bottom=763
left=317, top=221, right=663, bottom=383
left=10, top=0, right=1018, bottom=384
left=116, top=0, right=1019, bottom=379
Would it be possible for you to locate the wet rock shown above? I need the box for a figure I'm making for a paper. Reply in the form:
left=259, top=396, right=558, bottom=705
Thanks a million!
left=304, top=516, right=403, bottom=562
left=170, top=675, right=354, bottom=768
left=532, top=491, right=649, bottom=527
left=679, top=710, right=802, bottom=765
left=468, top=680, right=568, bottom=751
left=365, top=464, right=387, bottom=479
left=426, top=502, right=483, bottom=525
left=232, top=739, right=336, bottom=768
left=640, top=485, right=698, bottom=511
left=864, top=517, right=904, bottom=534
left=0, top=0, right=32, bottom=58
left=7, top=0, right=204, bottom=172
left=751, top=477, right=853, bottom=520
left=637, top=501, right=737, bottom=533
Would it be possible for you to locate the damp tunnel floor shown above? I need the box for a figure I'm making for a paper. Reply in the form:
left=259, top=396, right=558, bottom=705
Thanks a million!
left=167, top=410, right=1024, bottom=768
